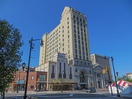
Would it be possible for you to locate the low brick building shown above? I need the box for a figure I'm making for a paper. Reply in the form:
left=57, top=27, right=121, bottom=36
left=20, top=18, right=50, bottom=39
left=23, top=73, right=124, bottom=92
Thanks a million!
left=9, top=69, right=47, bottom=91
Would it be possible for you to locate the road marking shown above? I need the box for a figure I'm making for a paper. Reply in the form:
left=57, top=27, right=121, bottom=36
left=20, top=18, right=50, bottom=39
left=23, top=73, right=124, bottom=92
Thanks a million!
left=69, top=93, right=74, bottom=96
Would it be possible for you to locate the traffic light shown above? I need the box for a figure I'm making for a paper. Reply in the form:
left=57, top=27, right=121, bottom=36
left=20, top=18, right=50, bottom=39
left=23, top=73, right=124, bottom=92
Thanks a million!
left=102, top=69, right=106, bottom=74
left=105, top=67, right=108, bottom=71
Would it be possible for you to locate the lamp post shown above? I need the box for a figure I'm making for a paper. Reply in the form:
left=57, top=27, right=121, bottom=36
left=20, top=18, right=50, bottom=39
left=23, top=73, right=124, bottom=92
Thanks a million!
left=105, top=56, right=120, bottom=97
left=107, top=67, right=113, bottom=95
left=22, top=38, right=43, bottom=99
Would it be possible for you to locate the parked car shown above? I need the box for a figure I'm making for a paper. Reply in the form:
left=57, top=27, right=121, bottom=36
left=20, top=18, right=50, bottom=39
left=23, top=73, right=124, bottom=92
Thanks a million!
left=86, top=87, right=96, bottom=93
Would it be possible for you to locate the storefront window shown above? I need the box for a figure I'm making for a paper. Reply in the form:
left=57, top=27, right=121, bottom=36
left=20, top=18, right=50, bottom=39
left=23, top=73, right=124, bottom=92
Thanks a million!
left=39, top=75, right=46, bottom=81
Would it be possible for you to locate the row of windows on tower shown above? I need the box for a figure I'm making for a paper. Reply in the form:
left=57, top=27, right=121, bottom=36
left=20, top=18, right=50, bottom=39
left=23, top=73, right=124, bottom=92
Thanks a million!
left=51, top=64, right=72, bottom=79
left=74, top=55, right=88, bottom=61
left=73, top=15, right=86, bottom=24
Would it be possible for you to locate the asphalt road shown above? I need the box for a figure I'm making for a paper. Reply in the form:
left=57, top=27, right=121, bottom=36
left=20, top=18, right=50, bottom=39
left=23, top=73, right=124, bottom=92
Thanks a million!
left=4, top=92, right=129, bottom=99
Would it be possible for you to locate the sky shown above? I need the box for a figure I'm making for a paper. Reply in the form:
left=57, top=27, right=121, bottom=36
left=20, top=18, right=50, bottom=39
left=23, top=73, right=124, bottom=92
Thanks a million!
left=0, top=0, right=132, bottom=77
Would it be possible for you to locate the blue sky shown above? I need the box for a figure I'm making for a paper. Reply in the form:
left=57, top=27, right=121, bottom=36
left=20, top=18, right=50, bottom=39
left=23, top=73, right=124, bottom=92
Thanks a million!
left=0, top=0, right=132, bottom=77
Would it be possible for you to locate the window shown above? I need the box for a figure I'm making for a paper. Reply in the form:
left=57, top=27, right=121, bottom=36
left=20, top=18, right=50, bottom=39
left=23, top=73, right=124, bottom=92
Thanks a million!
left=74, top=20, right=76, bottom=24
left=69, top=67, right=72, bottom=79
left=83, top=51, right=85, bottom=55
left=30, top=85, right=34, bottom=89
left=52, top=65, right=54, bottom=73
left=73, top=15, right=75, bottom=19
left=68, top=40, right=70, bottom=43
left=97, top=73, right=101, bottom=77
left=74, top=25, right=76, bottom=28
left=31, top=76, right=34, bottom=80
left=68, top=45, right=70, bottom=48
left=64, top=63, right=66, bottom=73
left=67, top=30, right=69, bottom=33
left=78, top=40, right=80, bottom=44
left=51, top=65, right=55, bottom=78
left=68, top=55, right=70, bottom=59
left=75, top=69, right=78, bottom=72
left=74, top=29, right=76, bottom=33
left=68, top=50, right=70, bottom=53
left=75, top=49, right=77, bottom=53
left=77, top=27, right=79, bottom=30
left=39, top=75, right=46, bottom=81
left=75, top=39, right=76, bottom=43
left=89, top=70, right=91, bottom=74
left=79, top=50, right=81, bottom=54
left=75, top=44, right=77, bottom=48
left=77, top=17, right=78, bottom=20
left=77, top=22, right=79, bottom=25
left=74, top=34, right=76, bottom=38
left=76, top=55, right=77, bottom=58
left=83, top=20, right=85, bottom=24
left=80, top=18, right=82, bottom=22
left=60, top=62, right=61, bottom=73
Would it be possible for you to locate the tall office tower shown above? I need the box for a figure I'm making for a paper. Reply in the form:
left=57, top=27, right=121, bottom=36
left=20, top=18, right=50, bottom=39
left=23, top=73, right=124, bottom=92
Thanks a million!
left=39, top=6, right=91, bottom=65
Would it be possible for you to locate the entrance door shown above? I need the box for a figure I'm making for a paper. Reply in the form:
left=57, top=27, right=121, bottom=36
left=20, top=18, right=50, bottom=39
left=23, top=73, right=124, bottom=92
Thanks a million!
left=98, top=81, right=101, bottom=88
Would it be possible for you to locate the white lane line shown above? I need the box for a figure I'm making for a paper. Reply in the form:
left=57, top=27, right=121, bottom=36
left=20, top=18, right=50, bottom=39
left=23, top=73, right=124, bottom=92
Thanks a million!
left=69, top=93, right=74, bottom=96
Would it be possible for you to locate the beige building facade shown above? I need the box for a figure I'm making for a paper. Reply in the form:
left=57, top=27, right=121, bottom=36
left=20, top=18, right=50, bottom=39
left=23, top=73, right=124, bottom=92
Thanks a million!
left=91, top=54, right=113, bottom=87
left=39, top=6, right=90, bottom=65
left=36, top=7, right=109, bottom=91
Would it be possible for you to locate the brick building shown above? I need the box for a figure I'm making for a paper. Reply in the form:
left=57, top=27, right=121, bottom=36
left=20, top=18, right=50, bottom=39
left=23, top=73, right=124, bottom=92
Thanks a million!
left=9, top=69, right=47, bottom=91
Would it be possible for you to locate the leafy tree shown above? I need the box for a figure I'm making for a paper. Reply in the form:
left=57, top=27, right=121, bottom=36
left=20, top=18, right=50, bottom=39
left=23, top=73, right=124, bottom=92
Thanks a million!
left=117, top=75, right=127, bottom=81
left=0, top=20, right=23, bottom=98
left=126, top=77, right=132, bottom=82
left=117, top=75, right=132, bottom=82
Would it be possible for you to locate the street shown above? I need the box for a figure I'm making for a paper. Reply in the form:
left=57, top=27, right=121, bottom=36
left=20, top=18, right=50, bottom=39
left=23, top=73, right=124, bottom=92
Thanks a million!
left=4, top=90, right=130, bottom=99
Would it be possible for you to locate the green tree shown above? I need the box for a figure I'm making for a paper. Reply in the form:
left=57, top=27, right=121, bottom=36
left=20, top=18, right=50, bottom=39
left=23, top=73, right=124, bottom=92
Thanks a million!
left=0, top=20, right=23, bottom=99
left=117, top=75, right=132, bottom=82
left=117, top=75, right=127, bottom=81
left=126, top=77, right=132, bottom=82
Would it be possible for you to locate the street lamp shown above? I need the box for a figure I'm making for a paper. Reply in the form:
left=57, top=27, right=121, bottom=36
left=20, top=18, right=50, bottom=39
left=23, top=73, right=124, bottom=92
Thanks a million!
left=105, top=56, right=120, bottom=97
left=23, top=38, right=43, bottom=99
left=106, top=67, right=113, bottom=95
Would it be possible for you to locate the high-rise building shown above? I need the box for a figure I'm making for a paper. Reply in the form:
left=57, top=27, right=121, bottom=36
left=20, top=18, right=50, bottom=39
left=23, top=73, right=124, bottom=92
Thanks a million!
left=39, top=6, right=90, bottom=65
left=36, top=6, right=108, bottom=91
